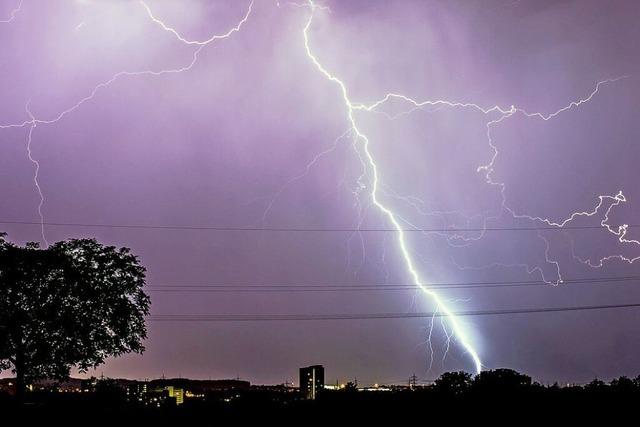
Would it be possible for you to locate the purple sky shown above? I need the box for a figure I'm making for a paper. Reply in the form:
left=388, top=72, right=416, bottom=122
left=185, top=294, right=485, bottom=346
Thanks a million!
left=1, top=0, right=639, bottom=385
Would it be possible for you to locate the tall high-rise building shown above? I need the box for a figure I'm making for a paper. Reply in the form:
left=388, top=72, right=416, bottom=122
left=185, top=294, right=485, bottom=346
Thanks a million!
left=299, top=365, right=324, bottom=400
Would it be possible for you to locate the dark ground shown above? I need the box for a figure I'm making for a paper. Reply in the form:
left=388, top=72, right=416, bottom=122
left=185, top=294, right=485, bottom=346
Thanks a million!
left=1, top=386, right=637, bottom=425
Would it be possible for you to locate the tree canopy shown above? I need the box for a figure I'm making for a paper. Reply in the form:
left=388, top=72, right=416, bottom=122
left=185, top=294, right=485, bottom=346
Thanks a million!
left=0, top=233, right=150, bottom=393
left=434, top=371, right=473, bottom=394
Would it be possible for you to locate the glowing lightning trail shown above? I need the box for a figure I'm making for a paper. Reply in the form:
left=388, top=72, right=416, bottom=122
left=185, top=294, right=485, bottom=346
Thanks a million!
left=140, top=1, right=253, bottom=46
left=354, top=76, right=632, bottom=284
left=1, top=1, right=254, bottom=132
left=0, top=0, right=22, bottom=24
left=24, top=101, right=48, bottom=246
left=2, top=0, right=634, bottom=374
left=302, top=1, right=483, bottom=374
left=0, top=1, right=254, bottom=247
left=261, top=128, right=352, bottom=223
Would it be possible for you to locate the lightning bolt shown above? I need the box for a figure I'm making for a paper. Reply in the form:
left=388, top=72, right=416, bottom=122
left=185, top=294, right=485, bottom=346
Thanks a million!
left=303, top=1, right=483, bottom=373
left=1, top=1, right=254, bottom=131
left=426, top=309, right=437, bottom=373
left=261, top=127, right=352, bottom=223
left=358, top=76, right=634, bottom=284
left=140, top=0, right=253, bottom=46
left=299, top=1, right=636, bottom=372
left=1, top=1, right=254, bottom=246
left=566, top=192, right=640, bottom=268
left=2, top=0, right=635, bottom=375
left=0, top=0, right=22, bottom=24
left=24, top=101, right=47, bottom=246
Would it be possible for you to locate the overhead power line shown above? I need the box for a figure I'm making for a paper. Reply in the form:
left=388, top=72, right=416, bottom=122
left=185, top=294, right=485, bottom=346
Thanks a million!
left=148, top=302, right=640, bottom=322
left=144, top=275, right=640, bottom=293
left=1, top=220, right=637, bottom=233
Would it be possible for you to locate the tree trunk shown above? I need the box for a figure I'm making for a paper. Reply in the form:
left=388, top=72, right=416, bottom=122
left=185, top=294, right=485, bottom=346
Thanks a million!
left=14, top=344, right=26, bottom=403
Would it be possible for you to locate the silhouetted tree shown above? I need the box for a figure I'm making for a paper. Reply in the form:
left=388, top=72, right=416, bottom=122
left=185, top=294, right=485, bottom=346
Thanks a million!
left=472, top=368, right=532, bottom=392
left=95, top=378, right=126, bottom=403
left=434, top=371, right=472, bottom=395
left=343, top=381, right=358, bottom=392
left=0, top=233, right=150, bottom=399
left=584, top=378, right=607, bottom=392
left=609, top=376, right=635, bottom=393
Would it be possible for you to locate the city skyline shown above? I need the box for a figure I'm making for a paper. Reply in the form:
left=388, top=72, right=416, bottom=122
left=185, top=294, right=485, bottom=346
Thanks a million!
left=1, top=0, right=639, bottom=385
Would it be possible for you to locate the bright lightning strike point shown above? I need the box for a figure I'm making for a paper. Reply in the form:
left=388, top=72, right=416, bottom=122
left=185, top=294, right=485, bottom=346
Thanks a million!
left=302, top=0, right=483, bottom=374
